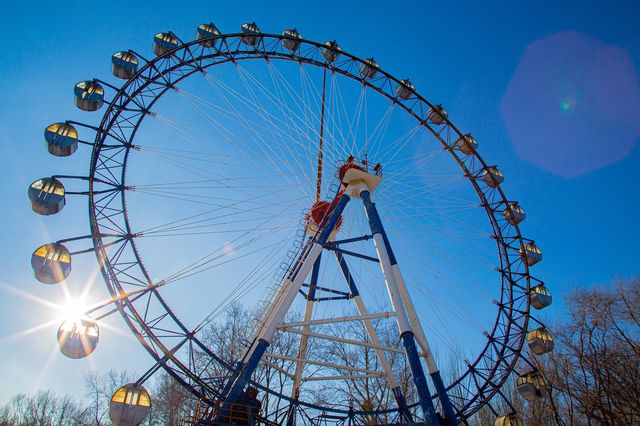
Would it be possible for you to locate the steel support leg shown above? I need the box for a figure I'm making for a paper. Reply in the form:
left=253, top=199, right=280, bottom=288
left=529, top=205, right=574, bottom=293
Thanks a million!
left=334, top=251, right=413, bottom=422
left=287, top=255, right=323, bottom=426
left=394, top=266, right=458, bottom=424
left=291, top=255, right=322, bottom=396
left=361, top=189, right=440, bottom=426
left=218, top=194, right=350, bottom=418
left=431, top=370, right=457, bottom=424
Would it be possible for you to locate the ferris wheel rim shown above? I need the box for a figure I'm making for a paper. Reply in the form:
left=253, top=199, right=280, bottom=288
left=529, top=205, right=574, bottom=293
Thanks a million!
left=86, top=31, right=538, bottom=419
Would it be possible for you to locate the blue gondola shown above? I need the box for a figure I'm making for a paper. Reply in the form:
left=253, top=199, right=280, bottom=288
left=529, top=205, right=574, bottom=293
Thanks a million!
left=74, top=80, right=104, bottom=111
left=31, top=243, right=71, bottom=284
left=112, top=51, right=138, bottom=79
left=28, top=177, right=65, bottom=215
left=44, top=122, right=78, bottom=157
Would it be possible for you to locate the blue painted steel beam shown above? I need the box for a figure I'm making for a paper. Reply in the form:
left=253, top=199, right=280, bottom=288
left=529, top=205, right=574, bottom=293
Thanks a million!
left=317, top=195, right=350, bottom=244
left=391, top=378, right=414, bottom=423
left=334, top=251, right=360, bottom=298
left=326, top=246, right=380, bottom=263
left=360, top=191, right=397, bottom=264
left=307, top=254, right=322, bottom=301
left=431, top=370, right=458, bottom=424
left=401, top=333, right=441, bottom=426
left=301, top=282, right=351, bottom=297
left=313, top=296, right=352, bottom=302
left=328, top=234, right=373, bottom=246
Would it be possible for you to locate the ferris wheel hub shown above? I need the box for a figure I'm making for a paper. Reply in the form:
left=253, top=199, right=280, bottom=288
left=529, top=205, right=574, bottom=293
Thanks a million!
left=339, top=157, right=383, bottom=197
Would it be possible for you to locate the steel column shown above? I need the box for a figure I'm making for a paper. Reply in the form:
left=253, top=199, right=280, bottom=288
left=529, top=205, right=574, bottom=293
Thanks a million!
left=288, top=254, right=323, bottom=426
left=361, top=190, right=439, bottom=426
left=334, top=250, right=413, bottom=422
left=219, top=193, right=350, bottom=415
left=366, top=190, right=458, bottom=425
left=431, top=369, right=457, bottom=424
left=393, top=257, right=458, bottom=424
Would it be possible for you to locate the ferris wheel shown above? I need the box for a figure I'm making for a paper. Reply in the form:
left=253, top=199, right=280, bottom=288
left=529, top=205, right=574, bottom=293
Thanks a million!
left=30, top=22, right=555, bottom=426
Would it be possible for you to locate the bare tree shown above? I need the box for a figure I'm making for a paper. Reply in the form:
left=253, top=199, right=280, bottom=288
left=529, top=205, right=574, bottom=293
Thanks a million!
left=307, top=316, right=415, bottom=424
left=464, top=278, right=640, bottom=426
left=198, top=304, right=300, bottom=420
left=0, top=390, right=89, bottom=425
left=539, top=278, right=640, bottom=425
left=82, top=369, right=136, bottom=425
left=5, top=279, right=636, bottom=425
left=477, top=278, right=640, bottom=426
left=150, top=372, right=194, bottom=426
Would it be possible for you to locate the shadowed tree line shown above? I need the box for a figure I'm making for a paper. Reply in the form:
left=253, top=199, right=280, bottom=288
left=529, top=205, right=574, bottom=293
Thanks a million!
left=2, top=278, right=638, bottom=425
left=0, top=389, right=89, bottom=426
left=530, top=278, right=640, bottom=425
left=469, top=278, right=640, bottom=425
left=0, top=369, right=193, bottom=426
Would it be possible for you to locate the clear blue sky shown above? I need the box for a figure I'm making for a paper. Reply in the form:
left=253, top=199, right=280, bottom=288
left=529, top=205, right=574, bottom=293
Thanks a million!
left=1, top=0, right=639, bottom=405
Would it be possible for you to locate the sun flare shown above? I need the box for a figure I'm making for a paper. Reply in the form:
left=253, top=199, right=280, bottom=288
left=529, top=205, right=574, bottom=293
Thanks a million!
left=58, top=299, right=89, bottom=323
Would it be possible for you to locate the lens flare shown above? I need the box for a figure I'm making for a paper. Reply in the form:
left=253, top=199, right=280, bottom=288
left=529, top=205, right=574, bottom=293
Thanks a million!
left=501, top=31, right=640, bottom=177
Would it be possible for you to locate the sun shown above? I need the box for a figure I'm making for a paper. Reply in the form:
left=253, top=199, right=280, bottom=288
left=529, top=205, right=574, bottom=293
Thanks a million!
left=58, top=299, right=89, bottom=323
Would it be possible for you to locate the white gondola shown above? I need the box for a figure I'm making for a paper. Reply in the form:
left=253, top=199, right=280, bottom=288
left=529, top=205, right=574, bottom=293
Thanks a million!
left=240, top=22, right=262, bottom=47
left=527, top=327, right=554, bottom=355
left=153, top=32, right=178, bottom=56
left=44, top=122, right=78, bottom=157
left=31, top=243, right=71, bottom=284
left=495, top=414, right=523, bottom=426
left=196, top=23, right=221, bottom=48
left=396, top=79, right=414, bottom=100
left=503, top=202, right=526, bottom=225
left=112, top=52, right=138, bottom=79
left=520, top=242, right=542, bottom=266
left=530, top=284, right=552, bottom=309
left=428, top=105, right=448, bottom=125
left=455, top=133, right=478, bottom=155
left=517, top=371, right=549, bottom=401
left=74, top=80, right=104, bottom=112
left=322, top=40, right=341, bottom=63
left=282, top=28, right=302, bottom=51
left=28, top=177, right=65, bottom=215
left=480, top=166, right=504, bottom=188
left=57, top=318, right=99, bottom=359
left=109, top=383, right=152, bottom=426
left=359, top=57, right=380, bottom=79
